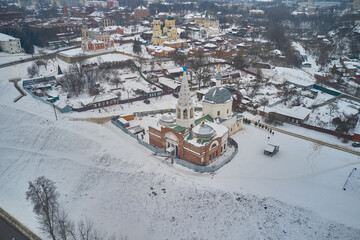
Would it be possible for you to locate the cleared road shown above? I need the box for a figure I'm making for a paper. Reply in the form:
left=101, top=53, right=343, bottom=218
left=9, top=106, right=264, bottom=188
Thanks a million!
left=0, top=46, right=78, bottom=69
left=272, top=126, right=360, bottom=156
left=250, top=120, right=360, bottom=156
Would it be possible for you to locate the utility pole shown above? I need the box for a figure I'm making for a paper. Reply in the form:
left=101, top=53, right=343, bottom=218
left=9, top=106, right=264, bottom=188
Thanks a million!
left=127, top=90, right=130, bottom=107
left=53, top=104, right=58, bottom=121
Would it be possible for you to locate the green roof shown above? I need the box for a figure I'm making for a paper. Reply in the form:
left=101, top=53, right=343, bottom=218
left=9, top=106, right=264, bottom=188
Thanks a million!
left=195, top=115, right=214, bottom=125
left=186, top=131, right=194, bottom=140
left=196, top=138, right=212, bottom=145
left=166, top=124, right=187, bottom=133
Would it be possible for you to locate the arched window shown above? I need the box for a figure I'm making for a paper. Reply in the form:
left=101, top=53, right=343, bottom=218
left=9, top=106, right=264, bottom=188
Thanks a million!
left=211, top=142, right=218, bottom=150
left=183, top=109, right=188, bottom=119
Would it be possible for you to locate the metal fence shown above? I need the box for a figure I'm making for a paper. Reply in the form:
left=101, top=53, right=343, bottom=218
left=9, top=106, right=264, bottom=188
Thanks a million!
left=111, top=115, right=238, bottom=173
left=134, top=107, right=203, bottom=117
left=23, top=87, right=53, bottom=107
left=23, top=79, right=73, bottom=113
left=174, top=138, right=238, bottom=173
left=111, top=116, right=165, bottom=154
left=23, top=76, right=56, bottom=86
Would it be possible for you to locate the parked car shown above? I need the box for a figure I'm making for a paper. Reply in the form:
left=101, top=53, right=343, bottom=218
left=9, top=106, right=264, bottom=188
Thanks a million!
left=143, top=99, right=150, bottom=104
left=172, top=93, right=179, bottom=98
left=352, top=142, right=360, bottom=147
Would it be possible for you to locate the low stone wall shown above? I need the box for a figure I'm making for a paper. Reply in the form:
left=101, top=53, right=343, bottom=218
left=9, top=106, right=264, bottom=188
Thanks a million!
left=57, top=50, right=117, bottom=63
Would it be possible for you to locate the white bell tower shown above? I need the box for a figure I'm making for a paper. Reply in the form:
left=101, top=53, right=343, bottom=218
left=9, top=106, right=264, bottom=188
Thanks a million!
left=176, top=66, right=195, bottom=128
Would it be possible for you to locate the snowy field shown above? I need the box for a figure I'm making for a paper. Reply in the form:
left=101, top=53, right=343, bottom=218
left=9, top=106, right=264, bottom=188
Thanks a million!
left=1, top=68, right=360, bottom=239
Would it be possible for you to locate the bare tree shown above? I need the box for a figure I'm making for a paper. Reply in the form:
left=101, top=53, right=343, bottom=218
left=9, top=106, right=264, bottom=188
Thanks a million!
left=329, top=102, right=339, bottom=115
left=188, top=49, right=211, bottom=89
left=26, top=176, right=59, bottom=240
left=36, top=60, right=48, bottom=70
left=26, top=176, right=117, bottom=240
left=249, top=82, right=261, bottom=98
left=60, top=56, right=88, bottom=96
left=56, top=208, right=75, bottom=240
left=77, top=219, right=104, bottom=240
left=194, top=66, right=211, bottom=89
left=27, top=63, right=40, bottom=78
left=255, top=67, right=263, bottom=82
left=231, top=50, right=247, bottom=69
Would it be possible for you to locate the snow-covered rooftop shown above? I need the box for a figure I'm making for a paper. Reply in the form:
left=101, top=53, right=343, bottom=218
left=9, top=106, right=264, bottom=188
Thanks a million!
left=260, top=105, right=311, bottom=120
left=0, top=33, right=18, bottom=42
left=158, top=77, right=180, bottom=89
left=93, top=93, right=118, bottom=103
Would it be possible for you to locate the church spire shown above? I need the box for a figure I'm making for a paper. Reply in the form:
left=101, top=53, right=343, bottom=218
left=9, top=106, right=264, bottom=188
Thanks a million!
left=176, top=65, right=195, bottom=128
left=215, top=63, right=222, bottom=88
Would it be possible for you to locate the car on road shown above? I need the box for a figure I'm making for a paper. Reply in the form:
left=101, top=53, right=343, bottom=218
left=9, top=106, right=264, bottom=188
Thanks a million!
left=143, top=99, right=150, bottom=104
left=172, top=93, right=179, bottom=98
left=352, top=142, right=360, bottom=147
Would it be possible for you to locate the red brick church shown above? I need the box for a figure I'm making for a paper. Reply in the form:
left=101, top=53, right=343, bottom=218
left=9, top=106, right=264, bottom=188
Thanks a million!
left=148, top=66, right=242, bottom=166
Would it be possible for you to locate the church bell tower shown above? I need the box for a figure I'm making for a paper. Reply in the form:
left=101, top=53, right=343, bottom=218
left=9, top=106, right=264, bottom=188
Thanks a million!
left=176, top=66, right=195, bottom=128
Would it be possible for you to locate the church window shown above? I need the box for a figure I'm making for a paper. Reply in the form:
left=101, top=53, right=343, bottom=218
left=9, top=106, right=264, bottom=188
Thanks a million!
left=183, top=109, right=188, bottom=119
left=190, top=108, right=194, bottom=118
left=217, top=111, right=220, bottom=116
left=177, top=109, right=181, bottom=118
left=227, top=109, right=229, bottom=114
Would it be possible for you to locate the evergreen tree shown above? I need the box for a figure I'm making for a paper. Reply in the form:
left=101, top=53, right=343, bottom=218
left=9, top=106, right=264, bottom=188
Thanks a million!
left=57, top=65, right=63, bottom=75
left=133, top=38, right=142, bottom=54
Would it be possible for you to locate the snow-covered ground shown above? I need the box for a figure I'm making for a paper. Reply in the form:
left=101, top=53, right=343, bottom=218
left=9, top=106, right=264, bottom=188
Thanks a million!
left=116, top=43, right=153, bottom=59
left=1, top=65, right=360, bottom=239
left=292, top=41, right=320, bottom=75
left=1, top=60, right=58, bottom=80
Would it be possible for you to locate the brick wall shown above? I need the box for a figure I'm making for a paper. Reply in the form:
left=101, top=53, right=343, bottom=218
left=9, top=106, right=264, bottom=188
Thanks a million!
left=149, top=127, right=163, bottom=148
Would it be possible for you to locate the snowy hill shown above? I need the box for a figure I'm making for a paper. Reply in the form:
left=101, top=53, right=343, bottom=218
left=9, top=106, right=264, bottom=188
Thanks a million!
left=0, top=78, right=360, bottom=239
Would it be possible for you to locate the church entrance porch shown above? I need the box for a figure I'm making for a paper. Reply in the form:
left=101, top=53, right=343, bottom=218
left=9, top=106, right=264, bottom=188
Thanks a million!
left=165, top=132, right=179, bottom=157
